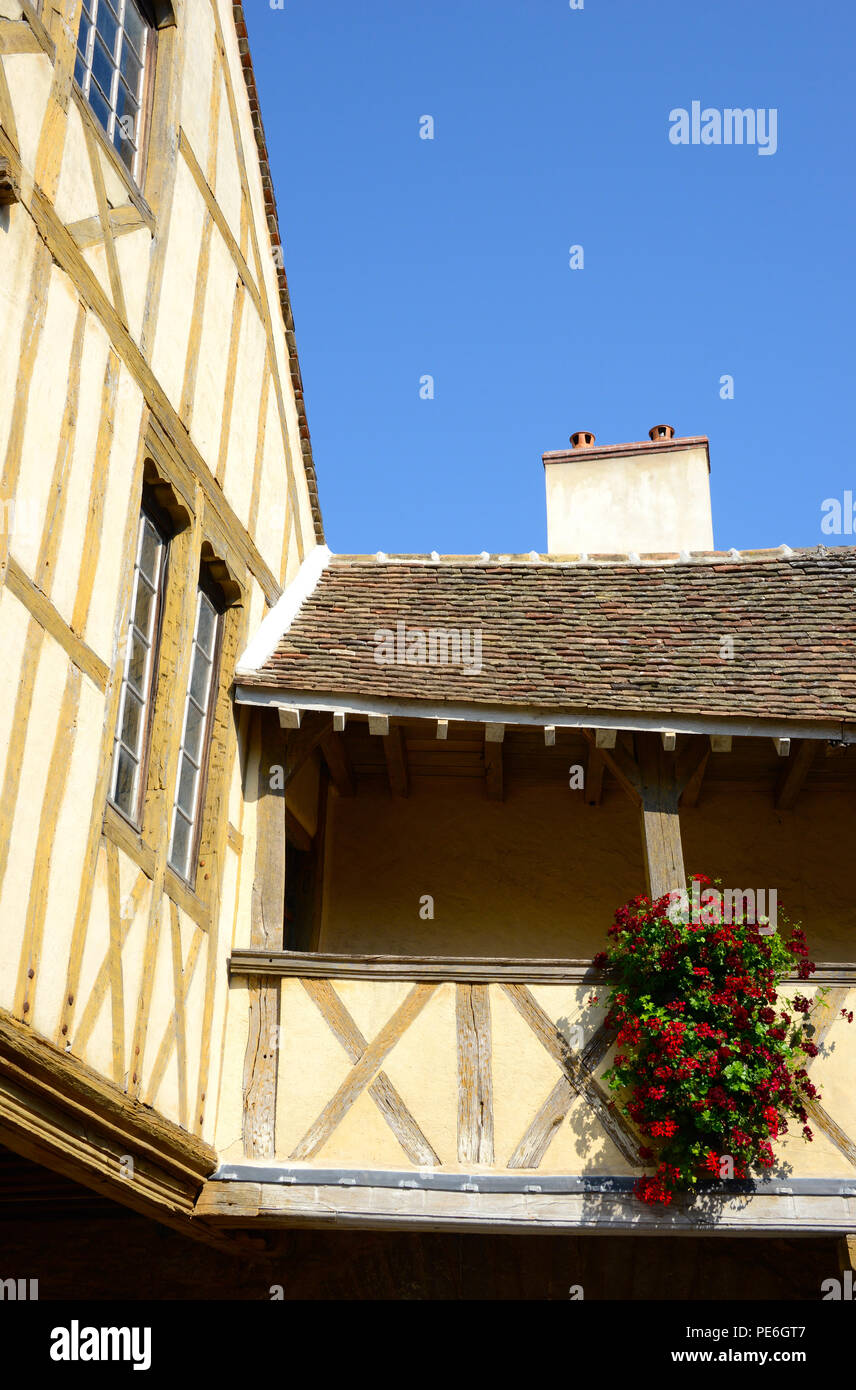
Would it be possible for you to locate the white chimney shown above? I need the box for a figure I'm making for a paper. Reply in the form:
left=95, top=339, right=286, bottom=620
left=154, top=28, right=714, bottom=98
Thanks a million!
left=543, top=426, right=714, bottom=554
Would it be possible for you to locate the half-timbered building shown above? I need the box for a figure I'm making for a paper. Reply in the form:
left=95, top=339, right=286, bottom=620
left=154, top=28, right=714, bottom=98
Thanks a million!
left=1, top=0, right=854, bottom=1300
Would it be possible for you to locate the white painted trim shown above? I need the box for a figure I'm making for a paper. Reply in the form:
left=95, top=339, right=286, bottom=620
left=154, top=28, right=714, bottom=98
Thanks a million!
left=235, top=544, right=332, bottom=675
left=233, top=684, right=850, bottom=743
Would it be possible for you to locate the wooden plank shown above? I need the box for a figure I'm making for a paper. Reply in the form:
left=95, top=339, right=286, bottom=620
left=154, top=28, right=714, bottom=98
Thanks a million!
left=507, top=1077, right=574, bottom=1169
left=583, top=730, right=641, bottom=804
left=805, top=1100, right=856, bottom=1172
left=776, top=738, right=816, bottom=810
left=67, top=204, right=148, bottom=250
left=177, top=126, right=262, bottom=320
left=0, top=19, right=43, bottom=53
left=4, top=557, right=109, bottom=690
left=242, top=978, right=280, bottom=1159
left=456, top=984, right=494, bottom=1165
left=319, top=730, right=355, bottom=797
left=104, top=840, right=126, bottom=1088
left=383, top=725, right=409, bottom=797
left=636, top=731, right=685, bottom=899
left=229, top=950, right=856, bottom=987
left=195, top=1177, right=856, bottom=1236
left=284, top=713, right=331, bottom=788
left=501, top=984, right=642, bottom=1167
left=680, top=745, right=710, bottom=809
left=82, top=122, right=128, bottom=326
left=251, top=711, right=285, bottom=951
left=301, top=980, right=439, bottom=1166
left=144, top=918, right=205, bottom=1128
left=289, top=985, right=436, bottom=1160
left=484, top=740, right=503, bottom=800
left=56, top=412, right=149, bottom=1051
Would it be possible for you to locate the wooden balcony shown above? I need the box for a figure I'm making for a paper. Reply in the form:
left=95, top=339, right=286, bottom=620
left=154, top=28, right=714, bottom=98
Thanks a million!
left=199, top=952, right=856, bottom=1235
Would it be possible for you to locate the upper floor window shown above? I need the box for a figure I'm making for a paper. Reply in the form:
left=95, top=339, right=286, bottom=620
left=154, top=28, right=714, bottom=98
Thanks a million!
left=75, top=0, right=155, bottom=180
left=109, top=501, right=169, bottom=824
left=167, top=576, right=224, bottom=885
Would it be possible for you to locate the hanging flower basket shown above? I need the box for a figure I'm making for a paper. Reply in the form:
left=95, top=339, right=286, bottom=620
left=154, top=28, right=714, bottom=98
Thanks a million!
left=591, top=875, right=851, bottom=1206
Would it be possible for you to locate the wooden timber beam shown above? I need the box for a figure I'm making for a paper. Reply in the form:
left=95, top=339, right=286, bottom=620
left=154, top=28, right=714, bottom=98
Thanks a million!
left=583, top=730, right=707, bottom=899
left=680, top=744, right=710, bottom=808
left=319, top=730, right=355, bottom=797
left=636, top=732, right=686, bottom=900
left=484, top=725, right=504, bottom=801
left=245, top=711, right=285, bottom=1160
left=582, top=729, right=641, bottom=804
left=0, top=1009, right=257, bottom=1255
left=383, top=726, right=409, bottom=798
left=0, top=155, right=19, bottom=205
left=283, top=712, right=331, bottom=787
left=776, top=738, right=816, bottom=811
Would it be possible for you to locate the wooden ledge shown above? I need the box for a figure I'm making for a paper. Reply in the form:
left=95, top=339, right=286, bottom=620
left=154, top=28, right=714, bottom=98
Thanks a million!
left=0, top=1009, right=249, bottom=1253
left=229, top=950, right=856, bottom=988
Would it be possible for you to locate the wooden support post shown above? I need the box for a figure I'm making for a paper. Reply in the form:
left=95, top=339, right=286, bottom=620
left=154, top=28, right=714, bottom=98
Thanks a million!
left=636, top=732, right=686, bottom=901
left=484, top=725, right=504, bottom=801
left=383, top=725, right=409, bottom=798
left=251, top=711, right=286, bottom=951
left=244, top=710, right=285, bottom=1159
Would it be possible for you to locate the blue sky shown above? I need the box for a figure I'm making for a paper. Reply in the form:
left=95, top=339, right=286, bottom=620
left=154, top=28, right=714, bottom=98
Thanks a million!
left=245, top=0, right=855, bottom=555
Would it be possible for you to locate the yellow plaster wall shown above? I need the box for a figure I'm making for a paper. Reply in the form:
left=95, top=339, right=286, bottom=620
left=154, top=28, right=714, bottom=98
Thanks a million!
left=0, top=0, right=319, bottom=1155
left=320, top=782, right=646, bottom=959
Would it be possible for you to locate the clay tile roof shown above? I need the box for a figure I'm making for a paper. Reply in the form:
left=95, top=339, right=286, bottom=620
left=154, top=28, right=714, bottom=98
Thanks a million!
left=236, top=546, right=856, bottom=723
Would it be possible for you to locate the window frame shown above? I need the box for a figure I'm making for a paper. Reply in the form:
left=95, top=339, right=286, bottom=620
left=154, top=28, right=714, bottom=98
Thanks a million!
left=167, top=568, right=226, bottom=889
left=73, top=0, right=158, bottom=186
left=108, top=496, right=171, bottom=830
